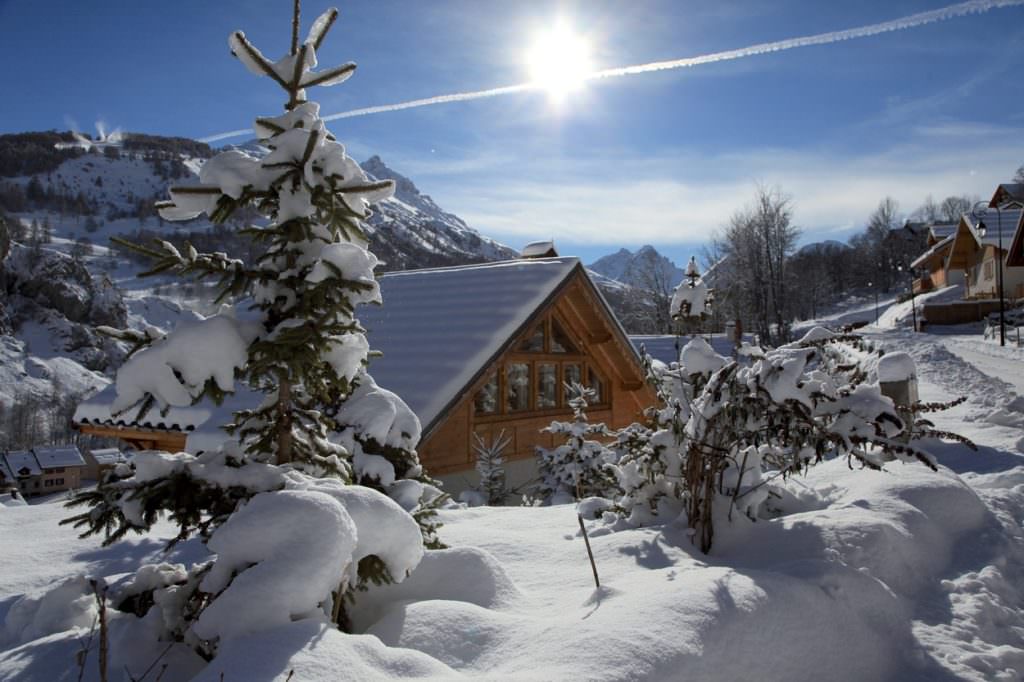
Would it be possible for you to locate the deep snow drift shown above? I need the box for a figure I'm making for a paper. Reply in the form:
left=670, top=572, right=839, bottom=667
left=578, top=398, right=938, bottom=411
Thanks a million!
left=2, top=327, right=1023, bottom=681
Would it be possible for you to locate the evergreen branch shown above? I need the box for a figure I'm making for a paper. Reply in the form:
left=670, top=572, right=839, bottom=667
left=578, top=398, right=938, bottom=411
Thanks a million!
left=230, top=31, right=290, bottom=89
left=300, top=62, right=356, bottom=88
left=308, top=7, right=338, bottom=50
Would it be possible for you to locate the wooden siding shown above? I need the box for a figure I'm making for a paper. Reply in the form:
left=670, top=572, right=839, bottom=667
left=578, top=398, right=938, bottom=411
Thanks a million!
left=77, top=424, right=188, bottom=452
left=418, top=268, right=656, bottom=478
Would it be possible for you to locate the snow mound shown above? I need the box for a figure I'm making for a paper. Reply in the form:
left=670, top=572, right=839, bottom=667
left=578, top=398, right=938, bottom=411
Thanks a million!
left=193, top=620, right=458, bottom=681
left=679, top=336, right=727, bottom=375
left=878, top=351, right=916, bottom=382
left=193, top=489, right=359, bottom=643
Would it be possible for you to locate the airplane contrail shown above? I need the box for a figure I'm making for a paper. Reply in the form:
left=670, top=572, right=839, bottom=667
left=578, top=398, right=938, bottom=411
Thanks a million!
left=199, top=0, right=1023, bottom=143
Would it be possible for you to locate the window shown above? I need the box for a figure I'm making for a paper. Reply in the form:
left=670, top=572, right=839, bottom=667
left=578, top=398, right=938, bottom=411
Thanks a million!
left=506, top=363, right=531, bottom=411
left=563, top=363, right=582, bottom=402
left=550, top=319, right=579, bottom=353
left=537, top=363, right=557, bottom=409
left=55, top=478, right=64, bottom=485
left=588, top=367, right=605, bottom=404
left=516, top=324, right=545, bottom=352
left=984, top=261, right=994, bottom=280
left=474, top=372, right=499, bottom=414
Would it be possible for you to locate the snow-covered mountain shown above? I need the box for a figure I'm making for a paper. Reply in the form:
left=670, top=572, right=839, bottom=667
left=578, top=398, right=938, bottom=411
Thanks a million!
left=588, top=245, right=685, bottom=288
left=0, top=132, right=521, bottom=447
left=360, top=156, right=517, bottom=269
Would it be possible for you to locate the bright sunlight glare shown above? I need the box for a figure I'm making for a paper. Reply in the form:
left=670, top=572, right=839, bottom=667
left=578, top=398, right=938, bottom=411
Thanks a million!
left=525, top=21, right=594, bottom=100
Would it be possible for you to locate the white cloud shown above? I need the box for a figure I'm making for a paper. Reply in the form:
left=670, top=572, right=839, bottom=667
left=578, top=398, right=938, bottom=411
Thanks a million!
left=412, top=128, right=1021, bottom=250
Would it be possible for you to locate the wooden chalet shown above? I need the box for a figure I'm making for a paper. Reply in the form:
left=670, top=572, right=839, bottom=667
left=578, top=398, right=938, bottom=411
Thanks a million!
left=989, top=182, right=1024, bottom=210
left=75, top=253, right=657, bottom=495
left=911, top=222, right=960, bottom=294
left=944, top=210, right=1024, bottom=301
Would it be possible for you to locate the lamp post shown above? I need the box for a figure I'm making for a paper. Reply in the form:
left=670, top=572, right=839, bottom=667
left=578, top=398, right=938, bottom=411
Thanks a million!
left=868, top=281, right=879, bottom=324
left=971, top=201, right=1006, bottom=347
left=896, top=262, right=917, bottom=332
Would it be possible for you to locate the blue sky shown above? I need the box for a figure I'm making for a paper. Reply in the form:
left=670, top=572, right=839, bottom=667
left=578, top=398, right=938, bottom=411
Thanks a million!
left=2, top=0, right=1023, bottom=263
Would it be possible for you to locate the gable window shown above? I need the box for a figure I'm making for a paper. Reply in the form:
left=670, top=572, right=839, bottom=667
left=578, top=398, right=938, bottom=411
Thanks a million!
left=517, top=324, right=545, bottom=352
left=550, top=319, right=579, bottom=353
left=506, top=363, right=531, bottom=411
left=537, top=363, right=557, bottom=409
left=474, top=372, right=498, bottom=415
left=588, top=367, right=605, bottom=404
left=471, top=312, right=610, bottom=417
left=563, top=363, right=582, bottom=402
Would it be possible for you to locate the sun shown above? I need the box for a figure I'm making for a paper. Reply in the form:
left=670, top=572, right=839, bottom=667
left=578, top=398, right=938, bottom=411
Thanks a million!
left=525, top=21, right=593, bottom=99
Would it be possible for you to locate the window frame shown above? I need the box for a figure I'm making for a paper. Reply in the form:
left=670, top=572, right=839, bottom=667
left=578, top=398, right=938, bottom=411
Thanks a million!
left=472, top=311, right=611, bottom=420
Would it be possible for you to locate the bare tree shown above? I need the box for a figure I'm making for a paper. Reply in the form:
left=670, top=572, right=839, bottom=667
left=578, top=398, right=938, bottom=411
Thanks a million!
left=622, top=249, right=677, bottom=334
left=939, top=195, right=977, bottom=222
left=713, top=185, right=799, bottom=346
left=911, top=195, right=941, bottom=223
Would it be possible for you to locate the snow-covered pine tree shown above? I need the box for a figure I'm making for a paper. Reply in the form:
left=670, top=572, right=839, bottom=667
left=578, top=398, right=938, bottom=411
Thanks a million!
left=474, top=430, right=511, bottom=505
left=63, top=3, right=433, bottom=656
left=531, top=384, right=617, bottom=505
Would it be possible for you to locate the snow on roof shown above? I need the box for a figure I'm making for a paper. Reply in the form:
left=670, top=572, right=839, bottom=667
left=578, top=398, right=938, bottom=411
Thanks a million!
left=363, top=257, right=580, bottom=433
left=520, top=241, right=558, bottom=258
left=89, top=448, right=127, bottom=465
left=910, top=234, right=954, bottom=268
left=33, top=445, right=85, bottom=469
left=76, top=257, right=583, bottom=443
left=964, top=210, right=1023, bottom=248
left=4, top=451, right=41, bottom=477
left=0, top=456, right=14, bottom=483
left=74, top=382, right=264, bottom=453
left=926, top=223, right=957, bottom=239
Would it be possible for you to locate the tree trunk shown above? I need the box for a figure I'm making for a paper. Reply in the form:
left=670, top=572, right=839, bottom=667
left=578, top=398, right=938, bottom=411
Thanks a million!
left=276, top=375, right=293, bottom=464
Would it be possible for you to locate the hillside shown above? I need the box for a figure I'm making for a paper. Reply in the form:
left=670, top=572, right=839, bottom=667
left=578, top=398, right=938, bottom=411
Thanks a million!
left=0, top=132, right=521, bottom=448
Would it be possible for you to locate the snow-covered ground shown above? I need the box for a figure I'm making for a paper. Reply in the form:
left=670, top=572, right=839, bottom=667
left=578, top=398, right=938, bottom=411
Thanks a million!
left=2, top=317, right=1022, bottom=681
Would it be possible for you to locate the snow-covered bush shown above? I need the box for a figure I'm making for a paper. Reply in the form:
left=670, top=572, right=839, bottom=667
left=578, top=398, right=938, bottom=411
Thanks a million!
left=530, top=384, right=618, bottom=506
left=608, top=332, right=968, bottom=553
left=63, top=5, right=435, bottom=658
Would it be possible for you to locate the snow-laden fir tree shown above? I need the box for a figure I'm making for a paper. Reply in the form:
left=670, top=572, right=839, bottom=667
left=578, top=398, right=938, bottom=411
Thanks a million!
left=475, top=430, right=511, bottom=505
left=530, top=384, right=618, bottom=505
left=64, top=4, right=438, bottom=658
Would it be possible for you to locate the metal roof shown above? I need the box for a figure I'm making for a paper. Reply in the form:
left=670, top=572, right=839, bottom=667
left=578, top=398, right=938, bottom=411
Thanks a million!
left=33, top=445, right=85, bottom=469
left=76, top=257, right=637, bottom=443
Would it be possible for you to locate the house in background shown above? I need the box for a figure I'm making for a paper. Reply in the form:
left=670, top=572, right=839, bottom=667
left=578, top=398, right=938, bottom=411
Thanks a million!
left=910, top=222, right=960, bottom=294
left=0, top=446, right=85, bottom=498
left=83, top=447, right=130, bottom=480
left=989, top=182, right=1024, bottom=209
left=75, top=252, right=657, bottom=496
left=938, top=210, right=1020, bottom=299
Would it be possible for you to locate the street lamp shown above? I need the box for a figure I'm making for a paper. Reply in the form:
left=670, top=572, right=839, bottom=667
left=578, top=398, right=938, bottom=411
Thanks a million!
left=895, top=262, right=918, bottom=332
left=971, top=201, right=1006, bottom=347
left=868, top=281, right=879, bottom=324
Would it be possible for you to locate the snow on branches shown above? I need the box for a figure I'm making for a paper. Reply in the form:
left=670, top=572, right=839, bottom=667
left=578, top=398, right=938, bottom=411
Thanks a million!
left=596, top=333, right=968, bottom=553
left=531, top=384, right=618, bottom=506
left=65, top=4, right=438, bottom=658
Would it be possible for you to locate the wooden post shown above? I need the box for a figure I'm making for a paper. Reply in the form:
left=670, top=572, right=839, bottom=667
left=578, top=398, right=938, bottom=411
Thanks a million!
left=577, top=514, right=600, bottom=589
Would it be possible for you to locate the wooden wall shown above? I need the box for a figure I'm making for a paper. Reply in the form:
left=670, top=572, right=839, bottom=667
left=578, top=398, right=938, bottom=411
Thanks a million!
left=418, top=269, right=656, bottom=479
